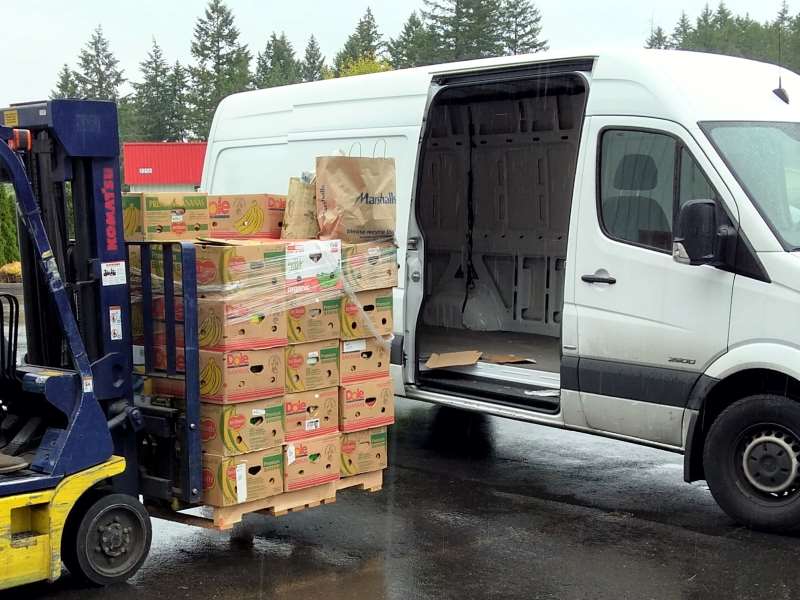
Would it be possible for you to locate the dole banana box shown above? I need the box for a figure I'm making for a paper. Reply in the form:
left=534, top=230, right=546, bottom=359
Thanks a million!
left=339, top=336, right=391, bottom=384
left=284, top=387, right=339, bottom=441
left=341, top=426, right=388, bottom=477
left=342, top=241, right=398, bottom=292
left=194, top=239, right=286, bottom=295
left=283, top=433, right=341, bottom=492
left=151, top=294, right=185, bottom=321
left=285, top=339, right=340, bottom=393
left=339, top=376, right=395, bottom=432
left=198, top=295, right=287, bottom=351
left=200, top=397, right=284, bottom=456
left=153, top=345, right=186, bottom=372
left=199, top=348, right=285, bottom=403
left=286, top=297, right=341, bottom=343
left=208, top=194, right=286, bottom=239
left=122, top=193, right=144, bottom=242
left=141, top=193, right=210, bottom=240
left=202, top=448, right=283, bottom=507
left=152, top=321, right=185, bottom=346
left=284, top=239, right=342, bottom=296
left=340, top=288, right=393, bottom=340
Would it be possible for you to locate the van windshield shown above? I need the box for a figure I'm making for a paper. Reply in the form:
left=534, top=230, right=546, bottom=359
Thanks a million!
left=703, top=121, right=800, bottom=250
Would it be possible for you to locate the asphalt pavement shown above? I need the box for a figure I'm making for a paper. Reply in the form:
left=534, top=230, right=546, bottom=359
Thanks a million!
left=12, top=397, right=800, bottom=600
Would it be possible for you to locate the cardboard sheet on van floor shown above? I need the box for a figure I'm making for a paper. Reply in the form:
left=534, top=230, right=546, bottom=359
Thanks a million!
left=425, top=351, right=482, bottom=369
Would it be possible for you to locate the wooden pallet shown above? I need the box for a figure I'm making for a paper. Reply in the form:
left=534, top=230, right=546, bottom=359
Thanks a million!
left=149, top=469, right=383, bottom=531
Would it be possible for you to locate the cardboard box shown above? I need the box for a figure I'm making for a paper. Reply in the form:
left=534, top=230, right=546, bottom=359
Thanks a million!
left=284, top=239, right=342, bottom=295
left=202, top=448, right=283, bottom=506
left=194, top=239, right=286, bottom=295
left=283, top=433, right=341, bottom=492
left=200, top=397, right=284, bottom=456
left=342, top=241, right=398, bottom=292
left=199, top=295, right=287, bottom=351
left=151, top=294, right=184, bottom=321
left=131, top=298, right=144, bottom=344
left=284, top=387, right=339, bottom=441
left=140, top=193, right=210, bottom=240
left=123, top=193, right=144, bottom=242
left=199, top=348, right=284, bottom=403
left=341, top=426, right=388, bottom=476
left=339, top=377, right=395, bottom=432
left=285, top=339, right=339, bottom=393
left=208, top=194, right=286, bottom=239
left=153, top=345, right=186, bottom=372
left=340, top=288, right=393, bottom=339
left=286, top=297, right=341, bottom=344
left=339, top=336, right=391, bottom=384
left=152, top=321, right=185, bottom=346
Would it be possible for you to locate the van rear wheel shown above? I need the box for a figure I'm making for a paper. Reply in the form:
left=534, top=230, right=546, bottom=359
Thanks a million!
left=704, top=394, right=800, bottom=532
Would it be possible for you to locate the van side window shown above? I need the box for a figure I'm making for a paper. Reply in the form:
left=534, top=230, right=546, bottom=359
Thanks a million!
left=679, top=147, right=719, bottom=211
left=599, top=130, right=677, bottom=252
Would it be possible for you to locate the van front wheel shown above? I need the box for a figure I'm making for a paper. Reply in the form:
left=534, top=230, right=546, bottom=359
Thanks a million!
left=704, top=394, right=800, bottom=532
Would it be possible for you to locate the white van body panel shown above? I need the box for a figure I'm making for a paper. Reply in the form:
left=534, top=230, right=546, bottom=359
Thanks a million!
left=203, top=48, right=800, bottom=450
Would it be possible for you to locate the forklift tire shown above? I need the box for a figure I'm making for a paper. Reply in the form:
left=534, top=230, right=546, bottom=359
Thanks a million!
left=703, top=394, right=800, bottom=533
left=62, top=492, right=152, bottom=586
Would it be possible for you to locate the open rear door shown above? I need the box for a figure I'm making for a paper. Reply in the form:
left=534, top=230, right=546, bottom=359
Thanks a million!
left=402, top=81, right=442, bottom=386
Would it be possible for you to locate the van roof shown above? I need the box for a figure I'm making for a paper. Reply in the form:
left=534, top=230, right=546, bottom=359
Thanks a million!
left=207, top=49, right=800, bottom=145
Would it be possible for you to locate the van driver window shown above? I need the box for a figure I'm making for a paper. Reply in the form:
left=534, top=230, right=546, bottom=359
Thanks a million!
left=599, top=130, right=676, bottom=251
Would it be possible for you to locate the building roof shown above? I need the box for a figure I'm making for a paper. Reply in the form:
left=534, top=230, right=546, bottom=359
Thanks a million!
left=123, top=142, right=207, bottom=186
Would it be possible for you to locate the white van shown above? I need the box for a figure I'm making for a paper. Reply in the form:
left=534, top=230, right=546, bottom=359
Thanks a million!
left=202, top=49, right=800, bottom=532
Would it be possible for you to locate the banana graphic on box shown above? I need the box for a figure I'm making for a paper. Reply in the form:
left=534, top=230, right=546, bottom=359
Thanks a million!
left=233, top=203, right=264, bottom=236
left=198, top=311, right=223, bottom=348
left=199, top=357, right=223, bottom=397
left=123, top=204, right=140, bottom=237
left=221, top=406, right=250, bottom=454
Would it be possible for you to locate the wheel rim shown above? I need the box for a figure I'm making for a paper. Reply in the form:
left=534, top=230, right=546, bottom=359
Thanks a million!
left=736, top=424, right=800, bottom=502
left=83, top=503, right=148, bottom=578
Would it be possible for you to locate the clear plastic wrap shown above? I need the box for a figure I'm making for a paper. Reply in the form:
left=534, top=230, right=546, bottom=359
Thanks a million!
left=129, top=236, right=398, bottom=356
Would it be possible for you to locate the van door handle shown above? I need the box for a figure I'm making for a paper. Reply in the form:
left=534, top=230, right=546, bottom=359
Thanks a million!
left=581, top=273, right=617, bottom=285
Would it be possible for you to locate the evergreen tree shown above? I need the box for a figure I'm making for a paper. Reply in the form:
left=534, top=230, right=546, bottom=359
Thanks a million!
left=670, top=11, right=693, bottom=48
left=334, top=8, right=384, bottom=74
left=339, top=57, right=393, bottom=78
left=132, top=39, right=173, bottom=141
left=0, top=185, right=19, bottom=266
left=423, top=0, right=503, bottom=61
left=692, top=4, right=716, bottom=51
left=388, top=12, right=441, bottom=68
left=165, top=61, right=190, bottom=140
left=254, top=32, right=301, bottom=88
left=117, top=96, right=142, bottom=143
left=645, top=26, right=671, bottom=50
left=499, top=0, right=547, bottom=55
left=301, top=35, right=325, bottom=82
left=51, top=64, right=81, bottom=99
left=187, top=0, right=251, bottom=139
left=74, top=25, right=125, bottom=100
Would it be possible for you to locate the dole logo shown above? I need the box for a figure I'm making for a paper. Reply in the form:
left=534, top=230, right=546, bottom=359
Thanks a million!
left=227, top=352, right=250, bottom=367
left=209, top=198, right=231, bottom=217
left=289, top=306, right=306, bottom=319
left=267, top=196, right=285, bottom=209
left=342, top=439, right=357, bottom=454
left=228, top=414, right=246, bottom=430
left=345, top=302, right=359, bottom=316
left=287, top=353, right=303, bottom=369
left=202, top=467, right=214, bottom=490
left=285, top=400, right=307, bottom=415
left=345, top=387, right=366, bottom=401
left=226, top=465, right=238, bottom=481
left=200, top=418, right=217, bottom=442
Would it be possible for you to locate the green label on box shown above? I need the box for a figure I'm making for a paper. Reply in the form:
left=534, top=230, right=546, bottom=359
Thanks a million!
left=370, top=431, right=387, bottom=447
left=265, top=404, right=284, bottom=423
left=262, top=453, right=283, bottom=469
left=323, top=298, right=342, bottom=312
left=375, top=296, right=393, bottom=309
left=320, top=347, right=339, bottom=361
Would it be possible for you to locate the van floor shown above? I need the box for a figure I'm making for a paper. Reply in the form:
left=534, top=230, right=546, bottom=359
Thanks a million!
left=417, top=326, right=561, bottom=374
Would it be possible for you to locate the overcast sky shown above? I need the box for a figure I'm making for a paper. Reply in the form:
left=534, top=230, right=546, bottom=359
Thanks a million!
left=0, top=0, right=786, bottom=106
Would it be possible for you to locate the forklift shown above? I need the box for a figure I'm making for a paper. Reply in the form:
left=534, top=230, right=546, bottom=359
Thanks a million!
left=0, top=100, right=201, bottom=589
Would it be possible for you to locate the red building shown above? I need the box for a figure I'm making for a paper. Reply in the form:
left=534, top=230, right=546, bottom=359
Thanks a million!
left=122, top=142, right=207, bottom=193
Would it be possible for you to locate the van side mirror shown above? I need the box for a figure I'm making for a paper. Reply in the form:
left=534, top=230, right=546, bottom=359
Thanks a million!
left=673, top=199, right=735, bottom=266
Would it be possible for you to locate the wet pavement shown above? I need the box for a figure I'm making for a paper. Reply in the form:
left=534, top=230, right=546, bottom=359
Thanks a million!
left=12, top=397, right=800, bottom=600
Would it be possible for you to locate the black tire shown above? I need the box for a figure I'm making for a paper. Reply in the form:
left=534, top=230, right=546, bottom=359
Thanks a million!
left=62, top=492, right=152, bottom=586
left=704, top=394, right=800, bottom=533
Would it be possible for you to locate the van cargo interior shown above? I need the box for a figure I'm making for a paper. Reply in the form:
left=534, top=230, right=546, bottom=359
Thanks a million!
left=415, top=73, right=587, bottom=411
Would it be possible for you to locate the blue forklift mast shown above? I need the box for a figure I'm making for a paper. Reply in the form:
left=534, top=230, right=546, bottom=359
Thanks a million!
left=0, top=100, right=201, bottom=507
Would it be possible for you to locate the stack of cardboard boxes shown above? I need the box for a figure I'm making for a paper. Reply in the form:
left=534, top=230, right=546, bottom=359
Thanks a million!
left=124, top=181, right=398, bottom=510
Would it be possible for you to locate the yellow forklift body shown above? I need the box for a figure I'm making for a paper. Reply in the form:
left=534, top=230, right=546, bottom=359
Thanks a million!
left=0, top=456, right=126, bottom=590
